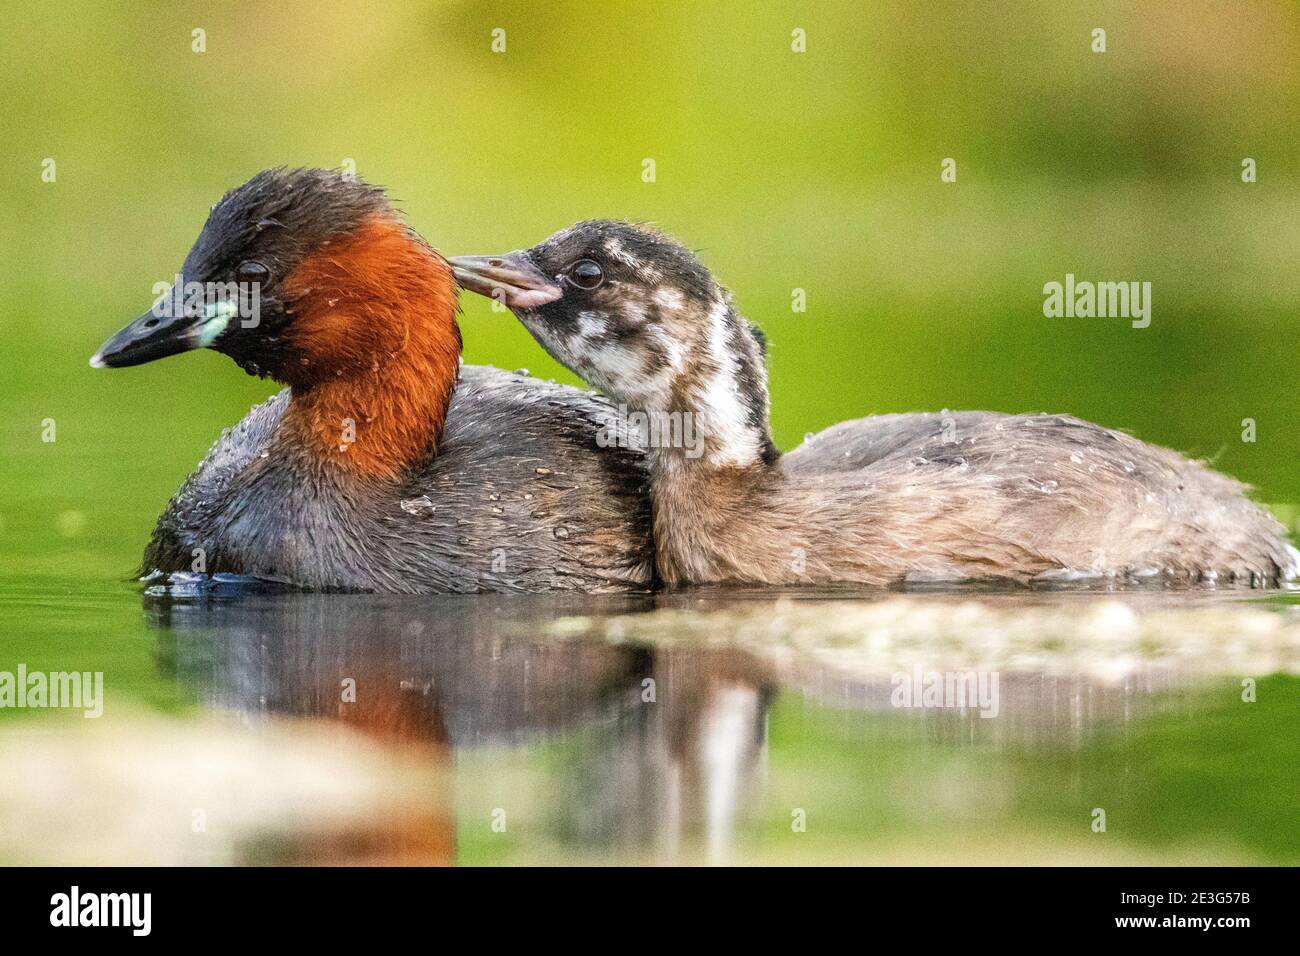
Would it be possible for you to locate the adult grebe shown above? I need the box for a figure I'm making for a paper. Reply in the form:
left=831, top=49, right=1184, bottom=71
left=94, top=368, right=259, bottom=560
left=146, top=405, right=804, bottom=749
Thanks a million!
left=90, top=174, right=651, bottom=593
left=452, top=220, right=1298, bottom=588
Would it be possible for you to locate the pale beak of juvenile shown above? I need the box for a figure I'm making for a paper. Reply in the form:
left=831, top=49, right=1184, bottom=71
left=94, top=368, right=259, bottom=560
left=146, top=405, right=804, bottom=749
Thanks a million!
left=449, top=252, right=563, bottom=310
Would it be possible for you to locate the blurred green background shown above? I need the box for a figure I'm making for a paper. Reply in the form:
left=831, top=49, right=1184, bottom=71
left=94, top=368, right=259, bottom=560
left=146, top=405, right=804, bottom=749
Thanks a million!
left=1, top=0, right=1297, bottom=866
left=4, top=0, right=1300, bottom=579
left=6, top=1, right=1300, bottom=541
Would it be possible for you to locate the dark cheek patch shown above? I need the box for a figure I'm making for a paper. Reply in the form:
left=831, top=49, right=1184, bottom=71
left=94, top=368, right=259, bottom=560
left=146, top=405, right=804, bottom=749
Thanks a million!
left=609, top=298, right=676, bottom=382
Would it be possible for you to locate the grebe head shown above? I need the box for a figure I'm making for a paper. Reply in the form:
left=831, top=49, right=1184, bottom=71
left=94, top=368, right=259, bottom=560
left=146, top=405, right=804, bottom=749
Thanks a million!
left=90, top=168, right=458, bottom=388
left=452, top=220, right=759, bottom=409
left=92, top=169, right=462, bottom=478
left=452, top=221, right=775, bottom=466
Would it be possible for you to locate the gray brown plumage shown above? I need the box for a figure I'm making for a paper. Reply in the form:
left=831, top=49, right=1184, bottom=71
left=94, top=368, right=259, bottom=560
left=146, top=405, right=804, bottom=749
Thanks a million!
left=92, top=172, right=652, bottom=593
left=143, top=366, right=652, bottom=592
left=452, top=221, right=1299, bottom=588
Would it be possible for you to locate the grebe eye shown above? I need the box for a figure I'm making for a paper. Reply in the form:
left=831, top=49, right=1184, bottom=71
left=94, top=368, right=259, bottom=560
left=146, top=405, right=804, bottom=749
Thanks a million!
left=236, top=260, right=270, bottom=285
left=567, top=259, right=603, bottom=290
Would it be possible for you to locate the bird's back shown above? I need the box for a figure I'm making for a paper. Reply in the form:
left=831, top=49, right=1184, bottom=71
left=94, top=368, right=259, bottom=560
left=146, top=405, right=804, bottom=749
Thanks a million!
left=145, top=365, right=653, bottom=593
left=782, top=410, right=1298, bottom=584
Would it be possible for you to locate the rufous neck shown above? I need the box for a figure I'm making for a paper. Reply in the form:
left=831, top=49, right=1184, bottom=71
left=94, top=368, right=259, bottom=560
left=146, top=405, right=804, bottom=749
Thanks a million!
left=278, top=216, right=462, bottom=480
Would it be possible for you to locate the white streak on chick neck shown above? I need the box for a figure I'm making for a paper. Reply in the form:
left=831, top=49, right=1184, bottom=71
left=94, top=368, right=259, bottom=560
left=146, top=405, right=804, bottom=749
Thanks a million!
left=652, top=295, right=771, bottom=472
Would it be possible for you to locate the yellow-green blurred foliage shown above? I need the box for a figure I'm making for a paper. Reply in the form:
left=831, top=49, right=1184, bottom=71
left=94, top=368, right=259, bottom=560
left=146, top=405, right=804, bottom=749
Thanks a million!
left=2, top=1, right=1298, bottom=578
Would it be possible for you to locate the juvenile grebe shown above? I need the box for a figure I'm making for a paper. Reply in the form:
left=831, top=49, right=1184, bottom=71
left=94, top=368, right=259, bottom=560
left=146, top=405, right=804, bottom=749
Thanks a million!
left=452, top=221, right=1299, bottom=588
left=90, top=173, right=652, bottom=593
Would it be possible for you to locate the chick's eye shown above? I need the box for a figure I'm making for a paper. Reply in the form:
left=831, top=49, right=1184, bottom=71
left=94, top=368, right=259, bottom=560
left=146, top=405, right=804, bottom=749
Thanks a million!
left=236, top=260, right=270, bottom=285
left=567, top=259, right=603, bottom=290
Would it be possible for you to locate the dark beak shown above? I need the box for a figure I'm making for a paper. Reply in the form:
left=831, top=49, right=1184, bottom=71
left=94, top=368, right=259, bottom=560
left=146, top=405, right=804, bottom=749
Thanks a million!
left=449, top=252, right=563, bottom=310
left=89, top=294, right=231, bottom=369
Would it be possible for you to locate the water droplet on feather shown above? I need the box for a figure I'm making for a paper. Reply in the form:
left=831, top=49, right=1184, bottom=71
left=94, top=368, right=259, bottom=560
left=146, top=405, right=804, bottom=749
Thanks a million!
left=400, top=495, right=437, bottom=517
